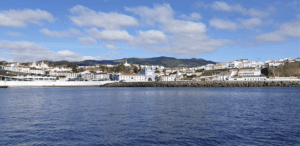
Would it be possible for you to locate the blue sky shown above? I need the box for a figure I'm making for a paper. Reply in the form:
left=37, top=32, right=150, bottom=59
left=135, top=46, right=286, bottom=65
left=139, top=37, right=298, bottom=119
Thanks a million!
left=0, top=0, right=299, bottom=63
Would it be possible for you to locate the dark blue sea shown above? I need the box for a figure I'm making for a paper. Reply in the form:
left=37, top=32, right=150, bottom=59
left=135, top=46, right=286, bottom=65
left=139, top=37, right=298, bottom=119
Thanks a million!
left=0, top=87, right=299, bottom=146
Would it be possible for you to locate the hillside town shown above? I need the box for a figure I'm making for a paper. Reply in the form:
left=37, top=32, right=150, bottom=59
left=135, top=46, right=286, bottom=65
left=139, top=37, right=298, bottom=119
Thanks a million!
left=0, top=57, right=300, bottom=82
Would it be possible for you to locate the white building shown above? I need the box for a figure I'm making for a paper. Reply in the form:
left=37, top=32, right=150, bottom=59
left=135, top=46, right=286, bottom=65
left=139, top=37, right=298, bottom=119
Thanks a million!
left=238, top=68, right=261, bottom=77
left=93, top=74, right=110, bottom=80
left=160, top=75, right=176, bottom=81
left=265, top=60, right=276, bottom=64
left=229, top=77, right=267, bottom=81
left=268, top=62, right=284, bottom=68
left=49, top=71, right=79, bottom=79
left=138, top=65, right=156, bottom=81
left=30, top=61, right=49, bottom=69
left=123, top=60, right=131, bottom=67
left=117, top=74, right=146, bottom=82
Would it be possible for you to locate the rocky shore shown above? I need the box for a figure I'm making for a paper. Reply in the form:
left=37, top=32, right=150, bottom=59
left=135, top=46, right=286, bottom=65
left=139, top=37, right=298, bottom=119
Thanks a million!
left=100, top=81, right=300, bottom=87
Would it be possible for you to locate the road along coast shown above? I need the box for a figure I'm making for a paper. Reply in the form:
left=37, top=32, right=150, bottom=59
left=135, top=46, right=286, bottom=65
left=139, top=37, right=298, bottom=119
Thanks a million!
left=100, top=81, right=300, bottom=87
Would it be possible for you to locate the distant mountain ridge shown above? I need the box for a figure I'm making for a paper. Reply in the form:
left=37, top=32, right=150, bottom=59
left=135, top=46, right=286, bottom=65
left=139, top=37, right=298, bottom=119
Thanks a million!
left=75, top=56, right=216, bottom=67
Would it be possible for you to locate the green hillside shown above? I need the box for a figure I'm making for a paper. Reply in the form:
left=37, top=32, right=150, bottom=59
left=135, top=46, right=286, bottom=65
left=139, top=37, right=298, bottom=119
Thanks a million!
left=75, top=56, right=216, bottom=67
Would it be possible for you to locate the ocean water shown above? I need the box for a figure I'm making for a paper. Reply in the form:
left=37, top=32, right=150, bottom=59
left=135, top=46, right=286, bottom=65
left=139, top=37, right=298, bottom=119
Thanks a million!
left=0, top=87, right=299, bottom=146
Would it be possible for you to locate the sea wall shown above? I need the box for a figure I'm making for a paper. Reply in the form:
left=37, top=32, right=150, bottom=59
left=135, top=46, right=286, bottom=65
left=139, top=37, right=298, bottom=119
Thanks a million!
left=0, top=81, right=117, bottom=88
left=100, top=81, right=300, bottom=87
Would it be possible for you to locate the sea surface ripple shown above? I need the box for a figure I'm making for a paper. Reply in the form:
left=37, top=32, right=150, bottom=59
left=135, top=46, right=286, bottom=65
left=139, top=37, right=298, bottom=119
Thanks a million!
left=0, top=87, right=299, bottom=146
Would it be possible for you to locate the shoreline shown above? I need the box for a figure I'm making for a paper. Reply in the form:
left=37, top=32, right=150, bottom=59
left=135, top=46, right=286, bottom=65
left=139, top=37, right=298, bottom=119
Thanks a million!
left=0, top=81, right=117, bottom=88
left=100, top=81, right=300, bottom=87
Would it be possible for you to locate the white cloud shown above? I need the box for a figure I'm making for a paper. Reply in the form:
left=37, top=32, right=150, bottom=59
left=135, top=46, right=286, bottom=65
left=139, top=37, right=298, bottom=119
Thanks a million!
left=86, top=28, right=133, bottom=41
left=210, top=18, right=238, bottom=31
left=212, top=1, right=232, bottom=11
left=0, top=41, right=119, bottom=62
left=128, top=30, right=168, bottom=46
left=40, top=28, right=82, bottom=38
left=256, top=21, right=300, bottom=43
left=0, top=9, right=54, bottom=27
left=77, top=36, right=98, bottom=45
left=70, top=5, right=138, bottom=30
left=210, top=1, right=269, bottom=17
left=248, top=8, right=269, bottom=18
left=5, top=31, right=22, bottom=37
left=0, top=41, right=84, bottom=62
left=102, top=51, right=121, bottom=57
left=238, top=18, right=262, bottom=29
left=125, top=3, right=174, bottom=25
left=179, top=12, right=202, bottom=21
left=82, top=51, right=121, bottom=60
left=125, top=4, right=231, bottom=56
left=104, top=44, right=123, bottom=50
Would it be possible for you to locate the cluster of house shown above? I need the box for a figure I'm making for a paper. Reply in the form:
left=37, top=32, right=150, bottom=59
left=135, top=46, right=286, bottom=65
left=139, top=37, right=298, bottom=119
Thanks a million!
left=1, top=57, right=299, bottom=82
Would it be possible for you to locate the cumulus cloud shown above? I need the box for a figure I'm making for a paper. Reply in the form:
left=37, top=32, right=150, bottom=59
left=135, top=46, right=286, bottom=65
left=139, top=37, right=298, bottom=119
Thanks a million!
left=128, top=30, right=168, bottom=46
left=86, top=28, right=133, bottom=41
left=179, top=12, right=202, bottom=21
left=70, top=5, right=138, bottom=30
left=0, top=41, right=83, bottom=62
left=104, top=44, right=123, bottom=50
left=125, top=3, right=174, bottom=25
left=5, top=31, right=22, bottom=37
left=210, top=1, right=269, bottom=17
left=40, top=28, right=82, bottom=38
left=82, top=51, right=121, bottom=60
left=0, top=41, right=119, bottom=62
left=102, top=51, right=121, bottom=57
left=212, top=1, right=232, bottom=11
left=210, top=18, right=238, bottom=31
left=77, top=36, right=98, bottom=45
left=0, top=9, right=54, bottom=27
left=238, top=18, right=262, bottom=29
left=256, top=21, right=300, bottom=43
left=248, top=8, right=269, bottom=18
left=125, top=4, right=231, bottom=56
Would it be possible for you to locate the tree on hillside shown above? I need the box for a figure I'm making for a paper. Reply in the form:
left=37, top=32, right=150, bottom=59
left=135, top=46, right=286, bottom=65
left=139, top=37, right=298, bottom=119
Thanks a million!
left=71, top=64, right=77, bottom=73
left=133, top=66, right=138, bottom=73
left=77, top=68, right=84, bottom=73
left=130, top=62, right=134, bottom=68
left=163, top=68, right=166, bottom=75
left=138, top=64, right=142, bottom=72
left=261, top=68, right=268, bottom=76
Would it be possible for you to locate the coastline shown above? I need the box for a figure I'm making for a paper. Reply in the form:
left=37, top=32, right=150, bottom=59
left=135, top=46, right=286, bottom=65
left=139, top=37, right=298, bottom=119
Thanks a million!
left=0, top=81, right=117, bottom=88
left=100, top=81, right=300, bottom=87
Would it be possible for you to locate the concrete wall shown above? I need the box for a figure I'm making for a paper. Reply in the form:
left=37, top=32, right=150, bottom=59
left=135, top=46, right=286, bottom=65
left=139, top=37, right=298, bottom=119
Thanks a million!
left=0, top=81, right=117, bottom=87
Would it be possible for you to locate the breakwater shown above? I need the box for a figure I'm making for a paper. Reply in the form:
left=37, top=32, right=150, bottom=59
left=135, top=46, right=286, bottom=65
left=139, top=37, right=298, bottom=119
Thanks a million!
left=100, top=81, right=300, bottom=87
left=0, top=81, right=117, bottom=88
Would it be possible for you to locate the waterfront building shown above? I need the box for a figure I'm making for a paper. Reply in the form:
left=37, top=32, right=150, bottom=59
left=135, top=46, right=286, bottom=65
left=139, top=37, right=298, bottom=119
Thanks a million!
left=200, top=76, right=212, bottom=81
left=138, top=65, right=156, bottom=81
left=238, top=67, right=261, bottom=77
left=0, top=75, right=56, bottom=81
left=160, top=75, right=176, bottom=81
left=93, top=74, right=110, bottom=81
left=49, top=71, right=79, bottom=79
left=116, top=74, right=145, bottom=82
left=229, top=76, right=267, bottom=81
